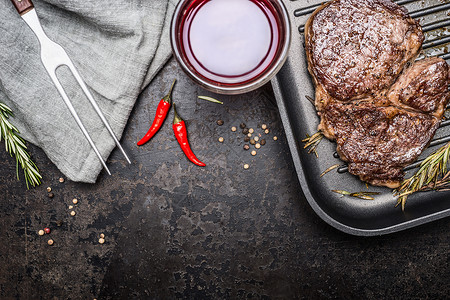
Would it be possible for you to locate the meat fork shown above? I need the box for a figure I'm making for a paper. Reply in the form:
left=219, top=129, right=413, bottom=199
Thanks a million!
left=10, top=0, right=131, bottom=175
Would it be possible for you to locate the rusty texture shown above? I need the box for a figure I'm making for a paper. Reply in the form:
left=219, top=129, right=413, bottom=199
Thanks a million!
left=0, top=59, right=449, bottom=299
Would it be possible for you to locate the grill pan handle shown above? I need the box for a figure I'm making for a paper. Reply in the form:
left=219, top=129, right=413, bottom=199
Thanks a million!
left=10, top=0, right=34, bottom=15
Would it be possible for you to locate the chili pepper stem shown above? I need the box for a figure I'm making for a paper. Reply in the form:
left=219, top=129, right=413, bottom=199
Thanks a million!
left=163, top=79, right=177, bottom=104
left=173, top=104, right=183, bottom=124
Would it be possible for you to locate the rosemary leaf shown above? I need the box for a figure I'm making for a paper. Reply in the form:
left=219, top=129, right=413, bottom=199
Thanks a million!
left=320, top=164, right=341, bottom=177
left=305, top=95, right=315, bottom=106
left=332, top=190, right=352, bottom=196
left=351, top=194, right=375, bottom=200
left=198, top=96, right=224, bottom=105
left=0, top=102, right=41, bottom=188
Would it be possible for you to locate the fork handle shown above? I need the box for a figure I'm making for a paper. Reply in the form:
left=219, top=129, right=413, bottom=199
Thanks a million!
left=10, top=0, right=34, bottom=15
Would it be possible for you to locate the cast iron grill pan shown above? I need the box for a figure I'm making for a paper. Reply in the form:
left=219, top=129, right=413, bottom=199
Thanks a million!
left=272, top=0, right=450, bottom=236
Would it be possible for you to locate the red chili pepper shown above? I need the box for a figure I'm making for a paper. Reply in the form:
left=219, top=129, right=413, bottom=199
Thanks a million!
left=137, top=80, right=176, bottom=146
left=172, top=104, right=206, bottom=167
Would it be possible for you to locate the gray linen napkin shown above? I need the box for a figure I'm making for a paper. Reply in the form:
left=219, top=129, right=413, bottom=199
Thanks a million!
left=0, top=0, right=176, bottom=183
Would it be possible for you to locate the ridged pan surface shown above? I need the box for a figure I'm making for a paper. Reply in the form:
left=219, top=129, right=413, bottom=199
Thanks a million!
left=272, top=0, right=450, bottom=236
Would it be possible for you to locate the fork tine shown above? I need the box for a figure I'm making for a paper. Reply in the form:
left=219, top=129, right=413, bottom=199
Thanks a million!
left=47, top=70, right=112, bottom=176
left=66, top=61, right=132, bottom=165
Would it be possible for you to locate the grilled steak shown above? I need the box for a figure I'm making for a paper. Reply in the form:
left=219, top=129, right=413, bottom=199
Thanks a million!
left=305, top=0, right=450, bottom=188
left=305, top=0, right=423, bottom=102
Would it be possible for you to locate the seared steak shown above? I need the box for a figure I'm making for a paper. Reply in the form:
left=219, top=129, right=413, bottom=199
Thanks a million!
left=305, top=0, right=423, bottom=102
left=305, top=0, right=450, bottom=188
left=320, top=101, right=441, bottom=188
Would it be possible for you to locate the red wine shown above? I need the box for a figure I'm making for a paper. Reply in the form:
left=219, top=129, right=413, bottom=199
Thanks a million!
left=177, top=0, right=282, bottom=86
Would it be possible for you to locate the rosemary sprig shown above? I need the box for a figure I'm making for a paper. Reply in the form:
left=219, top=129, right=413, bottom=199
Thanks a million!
left=0, top=102, right=41, bottom=188
left=394, top=142, right=450, bottom=211
left=302, top=131, right=324, bottom=157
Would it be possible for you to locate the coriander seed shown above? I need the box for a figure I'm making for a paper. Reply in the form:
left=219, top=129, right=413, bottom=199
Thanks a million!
left=244, top=164, right=250, bottom=169
left=69, top=205, right=74, bottom=209
left=251, top=150, right=257, bottom=156
left=47, top=239, right=54, bottom=246
left=262, top=124, right=267, bottom=130
left=38, top=230, right=45, bottom=236
left=255, top=143, right=261, bottom=149
left=70, top=211, right=76, bottom=216
left=254, top=136, right=259, bottom=142
left=231, top=126, right=237, bottom=132
left=249, top=128, right=254, bottom=134
left=247, top=133, right=252, bottom=138
left=46, top=187, right=52, bottom=193
left=265, top=129, right=270, bottom=134
left=100, top=233, right=105, bottom=239
left=217, top=120, right=224, bottom=126
left=72, top=198, right=78, bottom=204
left=243, top=144, right=250, bottom=151
left=273, top=136, right=278, bottom=141
left=240, top=123, right=246, bottom=129
left=59, top=177, right=64, bottom=183
left=99, top=238, right=105, bottom=244
left=218, top=137, right=224, bottom=143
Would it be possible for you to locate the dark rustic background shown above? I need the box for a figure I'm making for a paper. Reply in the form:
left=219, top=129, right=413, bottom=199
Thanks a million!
left=0, top=59, right=449, bottom=299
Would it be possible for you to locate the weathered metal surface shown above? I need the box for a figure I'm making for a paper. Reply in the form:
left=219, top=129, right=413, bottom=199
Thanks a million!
left=0, top=59, right=449, bottom=299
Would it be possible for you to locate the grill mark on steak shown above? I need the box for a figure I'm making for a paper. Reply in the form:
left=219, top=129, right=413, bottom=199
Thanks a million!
left=305, top=0, right=450, bottom=188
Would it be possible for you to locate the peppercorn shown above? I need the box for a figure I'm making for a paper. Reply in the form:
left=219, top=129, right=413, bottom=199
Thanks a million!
left=255, top=143, right=261, bottom=149
left=217, top=120, right=224, bottom=126
left=242, top=128, right=249, bottom=135
left=72, top=198, right=78, bottom=204
left=231, top=126, right=237, bottom=132
left=240, top=123, right=246, bottom=129
left=48, top=193, right=54, bottom=198
left=46, top=187, right=52, bottom=193
left=250, top=139, right=256, bottom=145
left=44, top=227, right=51, bottom=234
left=243, top=144, right=250, bottom=150
left=244, top=136, right=250, bottom=142
left=47, top=239, right=54, bottom=246
left=218, top=137, right=224, bottom=143
left=251, top=150, right=257, bottom=156
left=38, top=230, right=45, bottom=236
left=260, top=139, right=266, bottom=145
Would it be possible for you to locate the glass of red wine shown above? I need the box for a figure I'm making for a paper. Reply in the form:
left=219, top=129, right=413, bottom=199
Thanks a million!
left=171, top=0, right=291, bottom=94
